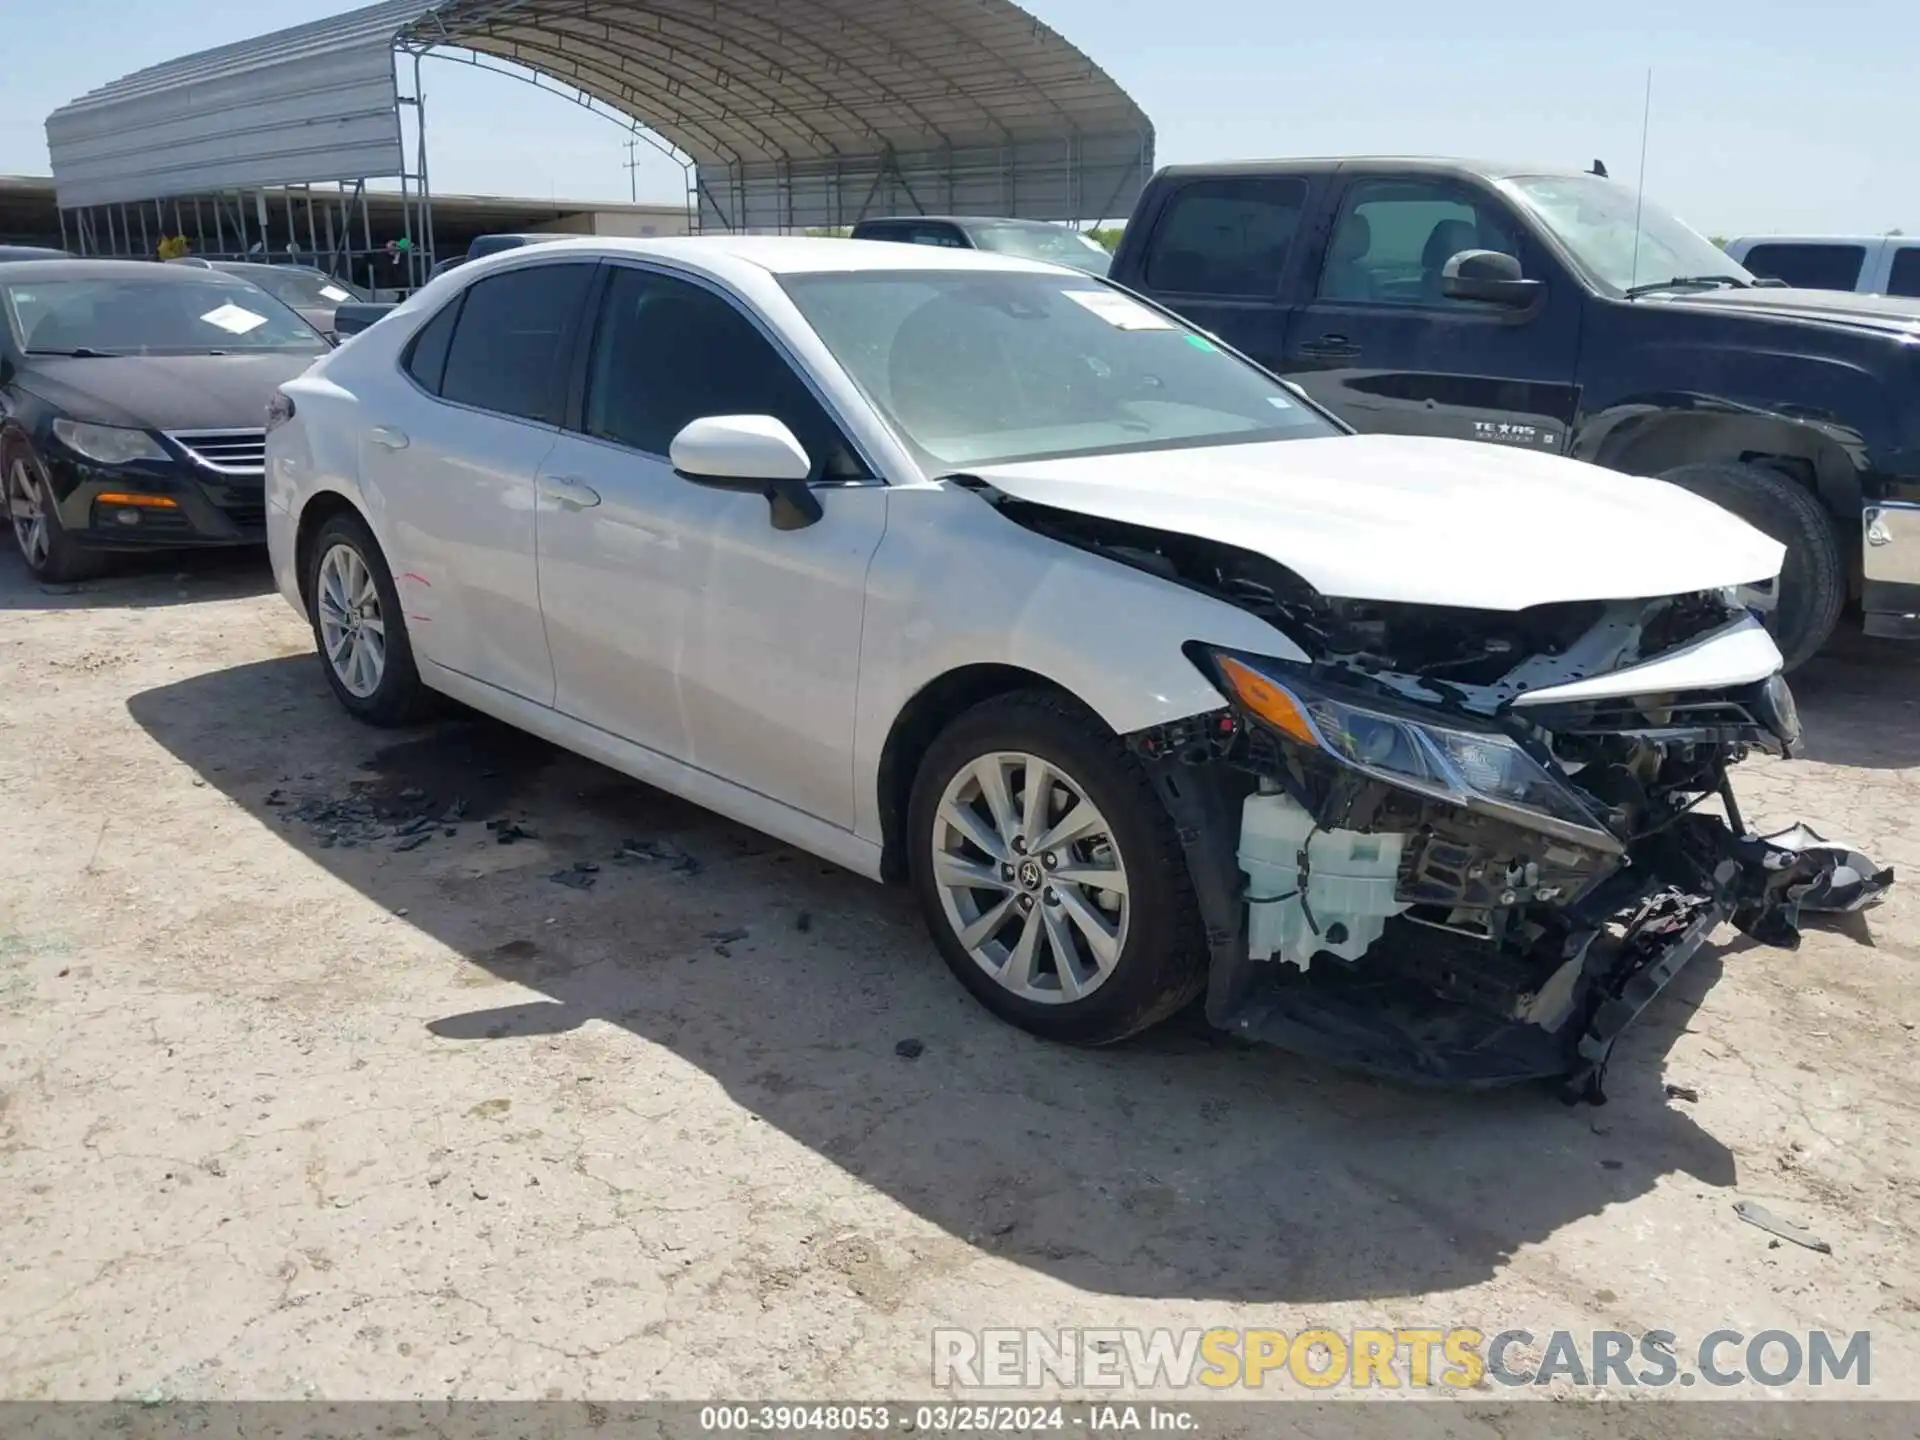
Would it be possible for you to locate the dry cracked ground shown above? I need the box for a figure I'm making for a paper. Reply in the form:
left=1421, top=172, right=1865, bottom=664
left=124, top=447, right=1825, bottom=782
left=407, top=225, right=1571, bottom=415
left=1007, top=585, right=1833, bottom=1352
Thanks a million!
left=1, top=549, right=1917, bottom=1418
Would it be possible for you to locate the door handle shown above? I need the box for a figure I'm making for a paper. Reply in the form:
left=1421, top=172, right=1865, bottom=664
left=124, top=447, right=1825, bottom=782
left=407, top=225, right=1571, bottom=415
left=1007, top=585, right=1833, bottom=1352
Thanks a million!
left=367, top=426, right=409, bottom=451
left=541, top=475, right=601, bottom=509
left=1297, top=333, right=1360, bottom=360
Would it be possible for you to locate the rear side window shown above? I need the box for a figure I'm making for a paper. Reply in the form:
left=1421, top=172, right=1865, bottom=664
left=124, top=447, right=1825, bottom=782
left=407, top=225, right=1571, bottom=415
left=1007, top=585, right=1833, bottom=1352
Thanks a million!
left=1144, top=177, right=1309, bottom=297
left=438, top=262, right=595, bottom=423
left=1740, top=243, right=1865, bottom=292
left=402, top=296, right=462, bottom=394
left=1887, top=247, right=1920, bottom=298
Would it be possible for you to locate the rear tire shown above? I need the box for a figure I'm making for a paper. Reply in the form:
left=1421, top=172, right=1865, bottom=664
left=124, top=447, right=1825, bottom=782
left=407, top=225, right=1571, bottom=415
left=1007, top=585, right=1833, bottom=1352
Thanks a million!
left=1657, top=460, right=1844, bottom=671
left=304, top=509, right=433, bottom=726
left=5, top=440, right=106, bottom=584
left=906, top=690, right=1206, bottom=1046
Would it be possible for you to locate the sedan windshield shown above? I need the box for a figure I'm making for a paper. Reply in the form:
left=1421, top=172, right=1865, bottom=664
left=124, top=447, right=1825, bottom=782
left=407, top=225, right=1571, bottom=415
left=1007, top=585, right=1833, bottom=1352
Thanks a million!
left=1499, top=173, right=1753, bottom=296
left=1, top=277, right=327, bottom=356
left=965, top=223, right=1113, bottom=275
left=220, top=264, right=369, bottom=308
left=781, top=271, right=1337, bottom=469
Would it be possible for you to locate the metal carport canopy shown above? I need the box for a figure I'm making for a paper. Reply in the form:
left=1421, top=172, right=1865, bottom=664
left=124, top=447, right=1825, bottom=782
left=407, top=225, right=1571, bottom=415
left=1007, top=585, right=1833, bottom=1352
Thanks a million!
left=46, top=0, right=1154, bottom=228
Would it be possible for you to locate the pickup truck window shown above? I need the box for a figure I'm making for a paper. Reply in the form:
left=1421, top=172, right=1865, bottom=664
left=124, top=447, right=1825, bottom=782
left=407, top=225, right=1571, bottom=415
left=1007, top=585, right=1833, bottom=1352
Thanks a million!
left=1885, top=247, right=1920, bottom=298
left=1741, top=242, right=1865, bottom=292
left=1318, top=178, right=1521, bottom=304
left=1499, top=173, right=1750, bottom=296
left=1143, top=177, right=1308, bottom=297
left=781, top=269, right=1338, bottom=468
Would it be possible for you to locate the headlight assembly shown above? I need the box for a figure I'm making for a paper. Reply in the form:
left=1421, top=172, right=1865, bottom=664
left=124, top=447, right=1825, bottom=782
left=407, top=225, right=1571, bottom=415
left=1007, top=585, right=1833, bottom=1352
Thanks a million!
left=1206, top=650, right=1622, bottom=853
left=50, top=419, right=168, bottom=465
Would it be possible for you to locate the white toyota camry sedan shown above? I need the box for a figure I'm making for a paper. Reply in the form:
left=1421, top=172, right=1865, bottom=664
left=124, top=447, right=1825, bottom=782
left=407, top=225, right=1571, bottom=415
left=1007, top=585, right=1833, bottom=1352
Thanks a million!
left=266, top=235, right=1835, bottom=1098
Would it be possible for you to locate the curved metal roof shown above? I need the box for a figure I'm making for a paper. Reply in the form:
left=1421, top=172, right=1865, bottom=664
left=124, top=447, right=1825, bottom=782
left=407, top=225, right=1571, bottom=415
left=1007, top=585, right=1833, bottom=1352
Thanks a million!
left=46, top=0, right=1152, bottom=222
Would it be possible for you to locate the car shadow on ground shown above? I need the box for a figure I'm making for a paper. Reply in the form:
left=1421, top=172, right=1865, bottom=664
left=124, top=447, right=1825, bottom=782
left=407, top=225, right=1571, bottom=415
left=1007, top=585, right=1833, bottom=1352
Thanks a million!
left=0, top=547, right=274, bottom=612
left=1789, top=623, right=1920, bottom=769
left=125, top=652, right=1756, bottom=1305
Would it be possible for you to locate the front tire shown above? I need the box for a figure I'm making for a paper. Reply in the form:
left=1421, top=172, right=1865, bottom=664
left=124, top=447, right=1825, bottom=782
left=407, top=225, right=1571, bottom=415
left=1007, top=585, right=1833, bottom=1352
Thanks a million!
left=1657, top=460, right=1844, bottom=671
left=5, top=440, right=105, bottom=584
left=906, top=691, right=1206, bottom=1046
left=305, top=509, right=432, bottom=726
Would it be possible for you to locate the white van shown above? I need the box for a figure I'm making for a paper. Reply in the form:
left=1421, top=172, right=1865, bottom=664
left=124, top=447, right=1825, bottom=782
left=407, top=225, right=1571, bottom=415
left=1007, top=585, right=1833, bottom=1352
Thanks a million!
left=1724, top=234, right=1920, bottom=296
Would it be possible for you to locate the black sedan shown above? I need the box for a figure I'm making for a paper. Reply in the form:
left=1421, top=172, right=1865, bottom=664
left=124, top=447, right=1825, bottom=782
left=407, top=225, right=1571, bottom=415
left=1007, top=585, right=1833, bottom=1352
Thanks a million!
left=1, top=260, right=329, bottom=581
left=166, top=258, right=371, bottom=340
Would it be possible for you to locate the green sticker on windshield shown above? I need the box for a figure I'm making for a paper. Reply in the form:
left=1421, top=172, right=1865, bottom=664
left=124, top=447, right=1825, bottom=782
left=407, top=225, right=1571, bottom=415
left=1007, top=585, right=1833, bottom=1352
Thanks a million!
left=1185, top=334, right=1217, bottom=352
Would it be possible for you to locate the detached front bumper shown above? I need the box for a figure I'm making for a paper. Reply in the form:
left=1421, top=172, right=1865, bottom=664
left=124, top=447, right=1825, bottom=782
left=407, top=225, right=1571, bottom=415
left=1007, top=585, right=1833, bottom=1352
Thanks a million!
left=1862, top=501, right=1920, bottom=639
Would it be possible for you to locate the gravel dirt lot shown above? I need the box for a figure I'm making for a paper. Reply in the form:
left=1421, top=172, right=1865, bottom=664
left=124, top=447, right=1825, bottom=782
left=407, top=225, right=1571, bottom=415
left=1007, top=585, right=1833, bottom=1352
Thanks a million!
left=1, top=550, right=1917, bottom=1408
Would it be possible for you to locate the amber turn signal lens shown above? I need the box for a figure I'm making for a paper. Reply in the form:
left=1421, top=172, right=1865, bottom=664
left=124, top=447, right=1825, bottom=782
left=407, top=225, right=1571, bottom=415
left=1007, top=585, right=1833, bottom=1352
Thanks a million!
left=94, top=492, right=178, bottom=508
left=1215, top=656, right=1320, bottom=747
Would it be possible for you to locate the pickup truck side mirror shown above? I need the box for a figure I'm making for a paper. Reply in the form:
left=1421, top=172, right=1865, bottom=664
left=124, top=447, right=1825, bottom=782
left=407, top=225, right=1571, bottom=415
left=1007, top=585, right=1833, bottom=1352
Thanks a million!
left=1441, top=249, right=1543, bottom=308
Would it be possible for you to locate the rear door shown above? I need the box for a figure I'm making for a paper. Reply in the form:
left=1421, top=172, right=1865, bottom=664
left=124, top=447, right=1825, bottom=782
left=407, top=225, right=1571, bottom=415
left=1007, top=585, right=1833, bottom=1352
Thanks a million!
left=1124, top=173, right=1323, bottom=373
left=1281, top=171, right=1582, bottom=452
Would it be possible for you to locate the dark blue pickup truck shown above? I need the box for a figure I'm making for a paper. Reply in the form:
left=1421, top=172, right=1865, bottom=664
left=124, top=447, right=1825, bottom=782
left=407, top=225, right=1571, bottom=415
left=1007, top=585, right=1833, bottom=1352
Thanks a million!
left=1108, top=156, right=1920, bottom=669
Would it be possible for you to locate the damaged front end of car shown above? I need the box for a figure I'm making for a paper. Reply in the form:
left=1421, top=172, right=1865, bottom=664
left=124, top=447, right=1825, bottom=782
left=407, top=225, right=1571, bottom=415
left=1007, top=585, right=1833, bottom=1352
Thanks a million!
left=1121, top=583, right=1891, bottom=1103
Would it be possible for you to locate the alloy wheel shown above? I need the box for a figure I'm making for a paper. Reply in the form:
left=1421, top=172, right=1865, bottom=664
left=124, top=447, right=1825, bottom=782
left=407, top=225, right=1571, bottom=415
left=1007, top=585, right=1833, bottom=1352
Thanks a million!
left=7, top=457, right=49, bottom=569
left=317, top=542, right=387, bottom=698
left=930, top=750, right=1131, bottom=1004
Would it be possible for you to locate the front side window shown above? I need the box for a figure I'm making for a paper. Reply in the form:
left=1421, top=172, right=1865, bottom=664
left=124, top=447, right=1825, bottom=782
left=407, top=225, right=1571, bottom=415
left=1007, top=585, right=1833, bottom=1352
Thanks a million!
left=781, top=269, right=1339, bottom=470
left=580, top=266, right=866, bottom=480
left=1144, top=177, right=1309, bottom=298
left=1887, top=247, right=1920, bottom=298
left=1740, top=243, right=1866, bottom=292
left=437, top=263, right=595, bottom=424
left=1501, top=173, right=1751, bottom=296
left=1, top=278, right=326, bottom=356
left=1318, top=179, right=1521, bottom=304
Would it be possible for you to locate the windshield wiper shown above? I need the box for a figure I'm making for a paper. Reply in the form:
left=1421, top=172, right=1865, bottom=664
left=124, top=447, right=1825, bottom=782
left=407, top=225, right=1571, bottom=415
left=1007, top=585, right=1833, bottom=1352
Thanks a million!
left=26, top=346, right=117, bottom=358
left=1623, top=274, right=1750, bottom=299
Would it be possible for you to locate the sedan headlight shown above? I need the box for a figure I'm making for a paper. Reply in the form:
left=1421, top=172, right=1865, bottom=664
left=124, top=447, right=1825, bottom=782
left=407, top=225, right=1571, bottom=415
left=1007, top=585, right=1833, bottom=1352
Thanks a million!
left=1205, top=650, right=1621, bottom=852
left=50, top=419, right=169, bottom=465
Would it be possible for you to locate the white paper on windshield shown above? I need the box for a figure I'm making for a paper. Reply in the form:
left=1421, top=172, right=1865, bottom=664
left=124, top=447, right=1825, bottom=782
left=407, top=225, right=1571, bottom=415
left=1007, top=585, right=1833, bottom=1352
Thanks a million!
left=1062, top=289, right=1174, bottom=330
left=318, top=285, right=351, bottom=302
left=200, top=302, right=269, bottom=335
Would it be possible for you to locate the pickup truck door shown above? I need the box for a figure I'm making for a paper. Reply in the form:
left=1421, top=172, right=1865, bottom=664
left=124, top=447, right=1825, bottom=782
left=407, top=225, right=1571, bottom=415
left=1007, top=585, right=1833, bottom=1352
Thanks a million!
left=1119, top=172, right=1329, bottom=375
left=1280, top=173, right=1582, bottom=455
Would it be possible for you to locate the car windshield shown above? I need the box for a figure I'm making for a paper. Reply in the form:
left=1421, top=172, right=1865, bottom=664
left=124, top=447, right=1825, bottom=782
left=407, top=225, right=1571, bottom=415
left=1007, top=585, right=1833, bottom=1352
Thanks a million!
left=224, top=265, right=369, bottom=307
left=1499, top=173, right=1753, bottom=296
left=963, top=223, right=1113, bottom=275
left=2, top=277, right=327, bottom=356
left=780, top=270, right=1338, bottom=469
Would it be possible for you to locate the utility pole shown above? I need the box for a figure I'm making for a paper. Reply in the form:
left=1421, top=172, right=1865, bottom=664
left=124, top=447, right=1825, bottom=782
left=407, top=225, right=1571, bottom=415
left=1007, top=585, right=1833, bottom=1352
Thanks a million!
left=623, top=138, right=640, bottom=203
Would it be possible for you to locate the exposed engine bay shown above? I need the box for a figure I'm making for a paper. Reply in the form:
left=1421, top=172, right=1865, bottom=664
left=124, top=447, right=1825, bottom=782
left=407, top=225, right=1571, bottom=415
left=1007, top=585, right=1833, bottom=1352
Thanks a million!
left=993, top=491, right=1895, bottom=1100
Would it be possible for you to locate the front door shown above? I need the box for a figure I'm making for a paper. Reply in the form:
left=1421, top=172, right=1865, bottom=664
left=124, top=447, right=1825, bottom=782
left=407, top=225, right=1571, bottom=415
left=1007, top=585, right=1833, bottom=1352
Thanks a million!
left=1283, top=174, right=1583, bottom=454
left=361, top=260, right=597, bottom=704
left=535, top=263, right=886, bottom=828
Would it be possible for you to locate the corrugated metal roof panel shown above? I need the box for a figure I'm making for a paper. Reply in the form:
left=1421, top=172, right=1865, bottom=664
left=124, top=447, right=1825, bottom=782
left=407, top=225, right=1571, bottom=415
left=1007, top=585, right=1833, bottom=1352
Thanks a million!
left=47, top=0, right=1152, bottom=221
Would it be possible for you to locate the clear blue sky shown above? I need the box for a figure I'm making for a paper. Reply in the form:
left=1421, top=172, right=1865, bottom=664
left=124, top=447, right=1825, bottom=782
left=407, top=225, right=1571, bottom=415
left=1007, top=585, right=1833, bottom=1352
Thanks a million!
left=2, top=0, right=1912, bottom=235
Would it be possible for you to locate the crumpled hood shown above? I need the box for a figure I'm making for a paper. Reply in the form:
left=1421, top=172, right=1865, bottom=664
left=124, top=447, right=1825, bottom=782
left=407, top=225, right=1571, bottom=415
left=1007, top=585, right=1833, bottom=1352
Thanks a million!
left=965, top=433, right=1785, bottom=610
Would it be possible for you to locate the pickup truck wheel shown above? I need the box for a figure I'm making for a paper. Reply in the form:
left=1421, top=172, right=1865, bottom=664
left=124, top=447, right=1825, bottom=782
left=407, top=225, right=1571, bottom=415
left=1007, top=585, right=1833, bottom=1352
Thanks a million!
left=1656, top=460, right=1844, bottom=671
left=906, top=691, right=1207, bottom=1046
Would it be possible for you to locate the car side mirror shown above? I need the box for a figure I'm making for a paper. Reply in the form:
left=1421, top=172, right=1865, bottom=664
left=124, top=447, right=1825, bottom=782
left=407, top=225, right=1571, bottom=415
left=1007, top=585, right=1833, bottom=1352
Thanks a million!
left=669, top=415, right=823, bottom=531
left=1441, top=249, right=1543, bottom=308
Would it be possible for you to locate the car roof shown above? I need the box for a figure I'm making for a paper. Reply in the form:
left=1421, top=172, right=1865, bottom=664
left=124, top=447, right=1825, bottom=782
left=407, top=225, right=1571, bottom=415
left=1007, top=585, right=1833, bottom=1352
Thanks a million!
left=1152, top=156, right=1594, bottom=183
left=1728, top=234, right=1900, bottom=247
left=855, top=215, right=1074, bottom=230
left=0, top=245, right=73, bottom=260
left=0, top=258, right=258, bottom=282
left=459, top=233, right=1068, bottom=278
